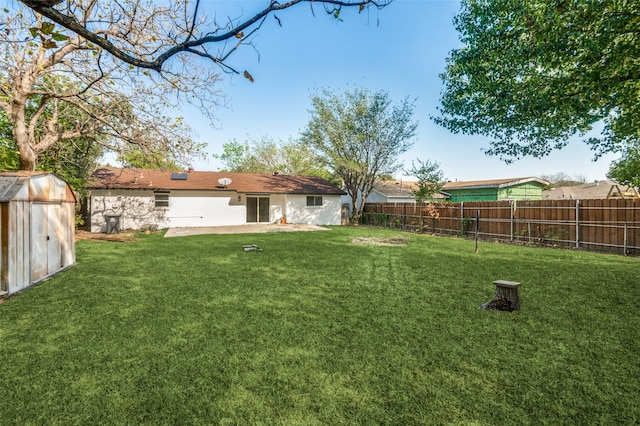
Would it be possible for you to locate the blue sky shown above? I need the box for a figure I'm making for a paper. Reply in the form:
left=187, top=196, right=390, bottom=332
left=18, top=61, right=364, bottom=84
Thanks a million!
left=183, top=0, right=619, bottom=182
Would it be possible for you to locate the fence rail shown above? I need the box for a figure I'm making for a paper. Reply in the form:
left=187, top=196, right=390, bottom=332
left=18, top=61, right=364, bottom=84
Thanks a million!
left=361, top=199, right=640, bottom=256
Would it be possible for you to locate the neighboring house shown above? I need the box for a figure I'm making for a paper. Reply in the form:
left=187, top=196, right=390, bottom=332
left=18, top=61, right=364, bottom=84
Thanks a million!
left=349, top=176, right=548, bottom=211
left=367, top=180, right=420, bottom=203
left=341, top=180, right=448, bottom=213
left=441, top=177, right=549, bottom=202
left=543, top=180, right=640, bottom=200
left=87, top=167, right=346, bottom=232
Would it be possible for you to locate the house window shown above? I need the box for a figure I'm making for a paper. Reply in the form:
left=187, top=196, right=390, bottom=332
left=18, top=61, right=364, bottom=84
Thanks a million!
left=154, top=190, right=170, bottom=208
left=306, top=196, right=323, bottom=206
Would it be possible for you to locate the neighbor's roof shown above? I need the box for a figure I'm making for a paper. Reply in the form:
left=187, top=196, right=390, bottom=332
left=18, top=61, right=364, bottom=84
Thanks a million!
left=373, top=180, right=419, bottom=197
left=542, top=180, right=634, bottom=200
left=442, top=177, right=549, bottom=190
left=87, top=167, right=346, bottom=195
left=372, top=180, right=448, bottom=199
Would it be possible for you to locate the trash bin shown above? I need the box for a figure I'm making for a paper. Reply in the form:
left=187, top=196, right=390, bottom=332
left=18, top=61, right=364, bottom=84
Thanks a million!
left=105, top=215, right=121, bottom=234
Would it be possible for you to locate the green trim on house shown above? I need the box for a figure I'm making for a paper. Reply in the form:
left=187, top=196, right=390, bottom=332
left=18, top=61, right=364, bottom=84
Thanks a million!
left=447, top=181, right=545, bottom=202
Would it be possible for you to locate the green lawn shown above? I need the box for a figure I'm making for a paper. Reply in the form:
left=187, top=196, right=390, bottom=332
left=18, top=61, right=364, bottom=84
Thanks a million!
left=1, top=227, right=638, bottom=425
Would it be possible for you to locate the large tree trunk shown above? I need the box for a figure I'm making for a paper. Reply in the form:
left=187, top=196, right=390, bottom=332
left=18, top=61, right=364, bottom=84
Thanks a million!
left=13, top=113, right=37, bottom=171
left=350, top=191, right=360, bottom=225
left=18, top=150, right=37, bottom=171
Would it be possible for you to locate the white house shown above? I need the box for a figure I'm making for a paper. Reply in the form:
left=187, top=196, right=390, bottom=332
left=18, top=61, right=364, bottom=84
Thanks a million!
left=87, top=167, right=346, bottom=232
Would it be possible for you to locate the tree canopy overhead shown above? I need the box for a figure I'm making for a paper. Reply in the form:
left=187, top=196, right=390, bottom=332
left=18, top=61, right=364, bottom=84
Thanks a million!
left=1, top=5, right=205, bottom=171
left=5, top=0, right=392, bottom=172
left=17, top=0, right=392, bottom=75
left=435, top=0, right=640, bottom=162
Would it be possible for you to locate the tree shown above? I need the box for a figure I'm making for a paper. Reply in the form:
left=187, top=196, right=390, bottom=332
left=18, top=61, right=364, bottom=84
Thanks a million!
left=539, top=172, right=587, bottom=188
left=1, top=4, right=209, bottom=171
left=405, top=158, right=445, bottom=202
left=607, top=146, right=640, bottom=187
left=214, top=136, right=332, bottom=180
left=434, top=0, right=640, bottom=162
left=1, top=106, right=104, bottom=199
left=4, top=1, right=390, bottom=172
left=17, top=1, right=392, bottom=73
left=302, top=87, right=418, bottom=221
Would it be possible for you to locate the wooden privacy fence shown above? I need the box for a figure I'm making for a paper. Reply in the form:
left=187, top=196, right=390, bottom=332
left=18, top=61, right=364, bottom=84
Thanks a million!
left=362, top=199, right=640, bottom=256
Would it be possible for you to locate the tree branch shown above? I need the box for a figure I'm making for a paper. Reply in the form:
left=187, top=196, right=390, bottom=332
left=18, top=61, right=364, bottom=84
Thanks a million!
left=19, top=0, right=391, bottom=72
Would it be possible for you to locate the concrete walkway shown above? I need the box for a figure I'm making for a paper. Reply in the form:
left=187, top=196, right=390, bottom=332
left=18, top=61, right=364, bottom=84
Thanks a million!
left=164, top=223, right=330, bottom=237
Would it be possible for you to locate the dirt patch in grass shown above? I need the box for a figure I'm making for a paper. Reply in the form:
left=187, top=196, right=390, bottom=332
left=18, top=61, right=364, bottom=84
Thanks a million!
left=351, top=236, right=408, bottom=246
left=75, top=230, right=140, bottom=243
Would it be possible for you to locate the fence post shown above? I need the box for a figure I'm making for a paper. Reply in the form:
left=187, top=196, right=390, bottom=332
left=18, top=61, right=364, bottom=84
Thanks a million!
left=624, top=221, right=628, bottom=256
left=510, top=200, right=515, bottom=241
left=575, top=199, right=580, bottom=249
left=475, top=209, right=480, bottom=253
left=403, top=202, right=407, bottom=229
left=460, top=201, right=464, bottom=233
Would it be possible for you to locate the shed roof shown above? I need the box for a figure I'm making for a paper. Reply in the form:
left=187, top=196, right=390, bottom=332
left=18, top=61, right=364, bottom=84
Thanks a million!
left=88, top=167, right=346, bottom=195
left=442, top=177, right=548, bottom=190
left=0, top=171, right=76, bottom=202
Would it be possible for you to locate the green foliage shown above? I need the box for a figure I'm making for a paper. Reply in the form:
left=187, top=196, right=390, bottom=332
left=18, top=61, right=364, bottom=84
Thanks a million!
left=28, top=20, right=68, bottom=49
left=435, top=0, right=640, bottom=161
left=213, top=136, right=334, bottom=180
left=1, top=228, right=638, bottom=423
left=405, top=158, right=445, bottom=202
left=0, top=113, right=19, bottom=170
left=607, top=144, right=640, bottom=187
left=214, top=139, right=250, bottom=172
left=302, top=87, right=418, bottom=219
left=460, top=217, right=474, bottom=236
left=0, top=140, right=20, bottom=170
left=117, top=149, right=180, bottom=170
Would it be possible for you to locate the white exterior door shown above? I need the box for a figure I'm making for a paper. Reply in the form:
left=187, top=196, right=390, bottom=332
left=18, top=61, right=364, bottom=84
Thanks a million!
left=31, top=203, right=62, bottom=281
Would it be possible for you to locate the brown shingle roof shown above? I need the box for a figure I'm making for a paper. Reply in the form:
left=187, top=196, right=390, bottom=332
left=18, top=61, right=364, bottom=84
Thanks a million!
left=373, top=180, right=419, bottom=197
left=88, top=167, right=345, bottom=195
left=542, top=180, right=637, bottom=200
left=372, top=180, right=448, bottom=200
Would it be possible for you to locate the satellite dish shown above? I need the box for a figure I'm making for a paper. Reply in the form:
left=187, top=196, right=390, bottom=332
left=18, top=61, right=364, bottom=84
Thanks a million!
left=218, top=177, right=232, bottom=187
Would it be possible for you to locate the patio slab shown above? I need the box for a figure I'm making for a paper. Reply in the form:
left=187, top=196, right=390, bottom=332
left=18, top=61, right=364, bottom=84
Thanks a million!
left=164, top=224, right=330, bottom=237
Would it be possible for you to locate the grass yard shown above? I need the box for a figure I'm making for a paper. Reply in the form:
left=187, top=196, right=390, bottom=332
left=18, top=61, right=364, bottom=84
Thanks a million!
left=1, top=227, right=638, bottom=425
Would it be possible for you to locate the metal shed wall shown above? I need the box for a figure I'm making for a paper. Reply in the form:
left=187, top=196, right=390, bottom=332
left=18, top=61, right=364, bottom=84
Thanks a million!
left=0, top=173, right=76, bottom=296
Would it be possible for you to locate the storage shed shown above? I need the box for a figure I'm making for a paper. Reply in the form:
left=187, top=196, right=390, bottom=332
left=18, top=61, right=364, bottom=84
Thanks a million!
left=0, top=172, right=76, bottom=296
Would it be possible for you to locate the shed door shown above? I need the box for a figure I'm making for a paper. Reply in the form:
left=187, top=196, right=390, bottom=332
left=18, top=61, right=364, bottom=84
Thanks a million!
left=31, top=203, right=62, bottom=281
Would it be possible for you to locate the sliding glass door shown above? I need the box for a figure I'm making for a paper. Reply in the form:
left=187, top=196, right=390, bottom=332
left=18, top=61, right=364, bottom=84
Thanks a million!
left=246, top=197, right=270, bottom=223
